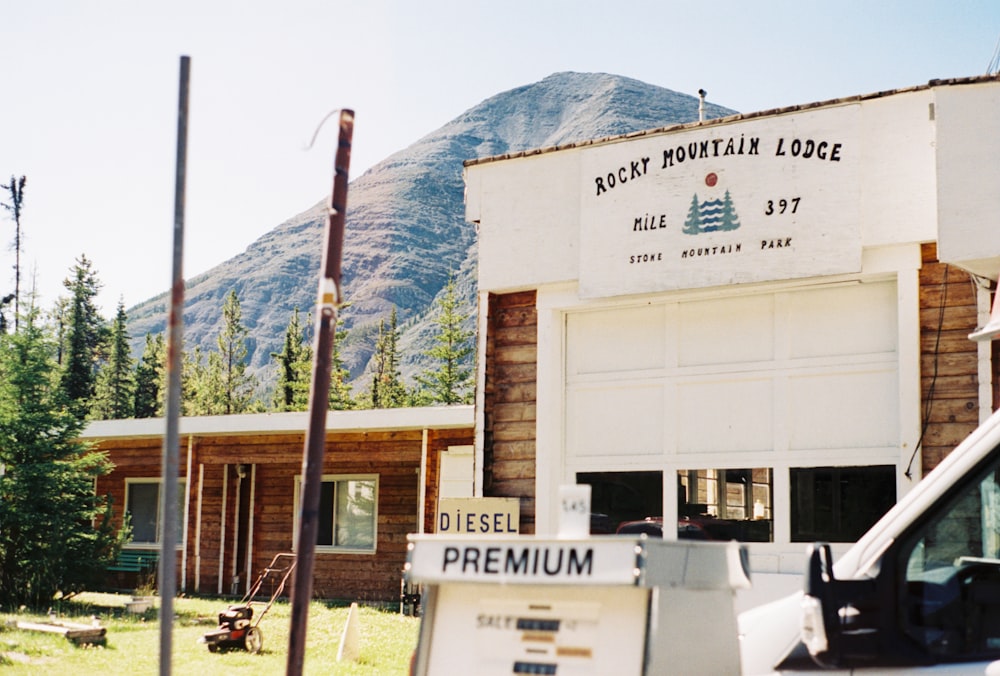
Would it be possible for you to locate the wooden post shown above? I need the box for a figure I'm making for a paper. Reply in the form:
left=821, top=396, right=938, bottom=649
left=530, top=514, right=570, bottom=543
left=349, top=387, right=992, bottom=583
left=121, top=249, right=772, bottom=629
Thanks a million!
left=286, top=108, right=354, bottom=676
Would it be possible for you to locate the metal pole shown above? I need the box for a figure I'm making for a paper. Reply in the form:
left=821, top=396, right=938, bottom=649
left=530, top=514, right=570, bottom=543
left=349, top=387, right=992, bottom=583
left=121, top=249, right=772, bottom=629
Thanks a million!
left=286, top=108, right=354, bottom=675
left=159, top=54, right=190, bottom=676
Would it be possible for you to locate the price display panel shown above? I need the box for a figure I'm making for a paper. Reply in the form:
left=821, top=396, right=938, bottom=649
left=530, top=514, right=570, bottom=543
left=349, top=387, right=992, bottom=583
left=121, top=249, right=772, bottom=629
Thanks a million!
left=422, top=582, right=649, bottom=675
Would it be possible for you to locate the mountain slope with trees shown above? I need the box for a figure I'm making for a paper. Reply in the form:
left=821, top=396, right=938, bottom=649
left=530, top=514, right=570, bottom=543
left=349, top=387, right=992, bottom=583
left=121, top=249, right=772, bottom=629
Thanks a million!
left=125, top=72, right=736, bottom=395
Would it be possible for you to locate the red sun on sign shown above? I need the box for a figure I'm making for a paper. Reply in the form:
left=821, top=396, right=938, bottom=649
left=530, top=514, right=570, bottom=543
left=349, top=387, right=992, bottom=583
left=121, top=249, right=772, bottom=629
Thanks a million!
left=705, top=173, right=718, bottom=187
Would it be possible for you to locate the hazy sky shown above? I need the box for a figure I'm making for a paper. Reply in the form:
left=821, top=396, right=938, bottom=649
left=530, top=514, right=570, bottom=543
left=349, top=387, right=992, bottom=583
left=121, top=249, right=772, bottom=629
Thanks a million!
left=2, top=0, right=999, bottom=315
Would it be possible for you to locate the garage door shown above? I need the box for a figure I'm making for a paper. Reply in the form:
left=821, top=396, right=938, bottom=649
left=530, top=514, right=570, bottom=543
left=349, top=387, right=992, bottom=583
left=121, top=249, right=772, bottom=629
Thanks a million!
left=564, top=279, right=899, bottom=466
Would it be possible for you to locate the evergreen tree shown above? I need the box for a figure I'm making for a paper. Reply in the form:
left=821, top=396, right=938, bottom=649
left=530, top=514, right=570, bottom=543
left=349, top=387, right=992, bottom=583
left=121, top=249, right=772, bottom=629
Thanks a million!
left=0, top=304, right=125, bottom=607
left=328, top=311, right=354, bottom=410
left=367, top=307, right=406, bottom=408
left=271, top=307, right=311, bottom=412
left=189, top=290, right=256, bottom=415
left=1, top=175, right=26, bottom=331
left=58, top=255, right=107, bottom=416
left=216, top=289, right=256, bottom=414
left=133, top=332, right=165, bottom=418
left=50, top=297, right=69, bottom=365
left=183, top=346, right=209, bottom=416
left=91, top=300, right=135, bottom=420
left=415, top=276, right=474, bottom=404
left=683, top=193, right=701, bottom=234
left=720, top=190, right=741, bottom=231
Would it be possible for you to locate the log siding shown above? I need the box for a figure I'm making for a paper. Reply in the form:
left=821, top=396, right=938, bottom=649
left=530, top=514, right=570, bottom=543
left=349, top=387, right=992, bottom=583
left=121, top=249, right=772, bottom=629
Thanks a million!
left=89, top=414, right=472, bottom=603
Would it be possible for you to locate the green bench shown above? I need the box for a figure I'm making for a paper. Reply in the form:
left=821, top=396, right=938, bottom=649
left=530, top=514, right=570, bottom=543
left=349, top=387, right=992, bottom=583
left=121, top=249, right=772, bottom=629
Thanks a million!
left=107, top=549, right=159, bottom=574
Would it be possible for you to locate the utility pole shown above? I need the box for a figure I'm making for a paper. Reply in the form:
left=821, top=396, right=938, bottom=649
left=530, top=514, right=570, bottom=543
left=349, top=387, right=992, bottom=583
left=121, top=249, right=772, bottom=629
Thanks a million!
left=159, top=54, right=190, bottom=676
left=286, top=108, right=354, bottom=675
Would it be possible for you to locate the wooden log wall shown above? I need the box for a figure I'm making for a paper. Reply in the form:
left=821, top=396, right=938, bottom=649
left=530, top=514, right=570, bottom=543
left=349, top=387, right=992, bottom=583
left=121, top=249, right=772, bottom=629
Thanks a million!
left=919, top=243, right=983, bottom=472
left=93, top=425, right=472, bottom=603
left=93, top=437, right=187, bottom=592
left=484, top=291, right=538, bottom=533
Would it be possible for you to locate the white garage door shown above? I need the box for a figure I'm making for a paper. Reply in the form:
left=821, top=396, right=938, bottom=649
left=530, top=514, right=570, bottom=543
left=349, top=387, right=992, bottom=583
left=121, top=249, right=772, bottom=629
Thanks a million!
left=564, top=280, right=899, bottom=464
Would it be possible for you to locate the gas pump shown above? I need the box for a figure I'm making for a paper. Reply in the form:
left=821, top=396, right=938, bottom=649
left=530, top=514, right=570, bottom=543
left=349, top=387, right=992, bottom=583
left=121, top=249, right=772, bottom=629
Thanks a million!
left=405, top=534, right=751, bottom=675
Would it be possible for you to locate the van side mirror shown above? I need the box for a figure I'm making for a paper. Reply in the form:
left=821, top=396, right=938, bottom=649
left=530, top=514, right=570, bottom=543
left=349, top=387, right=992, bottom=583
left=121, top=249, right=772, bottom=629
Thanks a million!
left=801, top=543, right=879, bottom=668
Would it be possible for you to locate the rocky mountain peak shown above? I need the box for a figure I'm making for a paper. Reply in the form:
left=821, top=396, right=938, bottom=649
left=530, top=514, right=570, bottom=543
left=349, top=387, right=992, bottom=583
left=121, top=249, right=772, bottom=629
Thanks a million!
left=126, top=72, right=736, bottom=395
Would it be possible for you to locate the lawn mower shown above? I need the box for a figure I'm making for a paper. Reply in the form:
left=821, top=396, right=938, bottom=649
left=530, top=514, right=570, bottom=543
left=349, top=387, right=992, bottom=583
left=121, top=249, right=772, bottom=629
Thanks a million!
left=200, top=552, right=296, bottom=654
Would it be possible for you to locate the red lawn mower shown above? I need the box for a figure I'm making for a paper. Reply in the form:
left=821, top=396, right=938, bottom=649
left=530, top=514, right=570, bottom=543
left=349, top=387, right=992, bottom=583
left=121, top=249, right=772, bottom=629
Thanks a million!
left=200, top=552, right=296, bottom=654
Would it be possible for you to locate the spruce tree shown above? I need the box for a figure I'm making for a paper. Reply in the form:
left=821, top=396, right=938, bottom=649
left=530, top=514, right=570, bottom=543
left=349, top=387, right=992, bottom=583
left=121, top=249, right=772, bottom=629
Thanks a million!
left=189, top=290, right=257, bottom=415
left=133, top=332, right=165, bottom=418
left=271, top=307, right=311, bottom=412
left=415, top=275, right=474, bottom=404
left=328, top=312, right=354, bottom=410
left=367, top=307, right=406, bottom=408
left=216, top=289, right=256, bottom=414
left=183, top=345, right=210, bottom=416
left=683, top=193, right=701, bottom=234
left=59, top=255, right=107, bottom=415
left=1, top=175, right=26, bottom=331
left=91, top=300, right=135, bottom=420
left=0, top=304, right=125, bottom=607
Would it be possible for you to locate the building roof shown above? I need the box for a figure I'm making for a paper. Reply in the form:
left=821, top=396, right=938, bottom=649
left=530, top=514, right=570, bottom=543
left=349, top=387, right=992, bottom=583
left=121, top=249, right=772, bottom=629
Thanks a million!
left=463, top=74, right=1000, bottom=169
left=80, top=405, right=474, bottom=440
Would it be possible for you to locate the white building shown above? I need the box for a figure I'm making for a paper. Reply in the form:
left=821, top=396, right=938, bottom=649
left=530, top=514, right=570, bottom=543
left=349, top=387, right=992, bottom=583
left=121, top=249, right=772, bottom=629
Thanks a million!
left=463, top=75, right=1000, bottom=584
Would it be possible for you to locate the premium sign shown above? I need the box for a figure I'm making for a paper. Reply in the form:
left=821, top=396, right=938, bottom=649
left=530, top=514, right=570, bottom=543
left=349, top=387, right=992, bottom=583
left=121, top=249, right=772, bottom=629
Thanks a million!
left=406, top=537, right=642, bottom=585
left=437, top=497, right=520, bottom=534
left=579, top=104, right=862, bottom=298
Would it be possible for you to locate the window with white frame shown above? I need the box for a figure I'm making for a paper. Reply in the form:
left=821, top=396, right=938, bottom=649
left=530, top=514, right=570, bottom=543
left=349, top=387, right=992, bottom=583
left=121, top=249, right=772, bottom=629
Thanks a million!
left=295, top=475, right=377, bottom=553
left=678, top=468, right=773, bottom=542
left=125, top=478, right=186, bottom=547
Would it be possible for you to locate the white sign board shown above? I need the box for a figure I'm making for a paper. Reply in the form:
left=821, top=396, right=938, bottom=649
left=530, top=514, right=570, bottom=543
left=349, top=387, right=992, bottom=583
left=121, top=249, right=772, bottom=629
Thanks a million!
left=421, top=582, right=649, bottom=676
left=407, top=537, right=641, bottom=585
left=437, top=497, right=520, bottom=534
left=579, top=105, right=862, bottom=297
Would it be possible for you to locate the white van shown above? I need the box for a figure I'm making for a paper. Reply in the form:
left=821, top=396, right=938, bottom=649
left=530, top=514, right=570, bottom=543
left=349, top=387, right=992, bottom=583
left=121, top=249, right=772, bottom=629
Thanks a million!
left=741, top=407, right=1000, bottom=674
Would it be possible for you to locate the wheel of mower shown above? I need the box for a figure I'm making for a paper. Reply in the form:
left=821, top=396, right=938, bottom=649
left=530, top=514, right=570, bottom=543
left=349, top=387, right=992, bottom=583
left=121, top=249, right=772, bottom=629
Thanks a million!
left=207, top=643, right=218, bottom=653
left=244, top=626, right=263, bottom=654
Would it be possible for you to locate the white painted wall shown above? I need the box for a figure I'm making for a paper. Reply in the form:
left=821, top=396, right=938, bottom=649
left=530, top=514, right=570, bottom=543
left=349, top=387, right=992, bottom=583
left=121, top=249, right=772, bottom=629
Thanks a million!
left=467, top=79, right=1000, bottom=294
left=935, top=81, right=1000, bottom=278
left=466, top=78, right=993, bottom=574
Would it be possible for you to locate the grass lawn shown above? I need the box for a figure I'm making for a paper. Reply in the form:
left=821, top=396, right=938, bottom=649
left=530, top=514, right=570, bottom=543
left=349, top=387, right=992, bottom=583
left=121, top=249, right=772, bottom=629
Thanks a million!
left=0, top=592, right=419, bottom=675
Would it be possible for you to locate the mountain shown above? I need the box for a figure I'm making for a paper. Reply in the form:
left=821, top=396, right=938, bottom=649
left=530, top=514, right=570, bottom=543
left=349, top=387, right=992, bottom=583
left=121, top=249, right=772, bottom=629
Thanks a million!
left=125, top=72, right=737, bottom=396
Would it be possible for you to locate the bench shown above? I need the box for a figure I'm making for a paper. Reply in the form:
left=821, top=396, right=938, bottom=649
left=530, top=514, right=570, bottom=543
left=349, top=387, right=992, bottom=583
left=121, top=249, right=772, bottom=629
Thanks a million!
left=107, top=549, right=159, bottom=574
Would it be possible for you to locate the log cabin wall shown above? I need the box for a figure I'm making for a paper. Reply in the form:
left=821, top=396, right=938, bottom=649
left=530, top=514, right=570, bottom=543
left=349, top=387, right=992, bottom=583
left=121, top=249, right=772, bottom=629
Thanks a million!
left=87, top=410, right=473, bottom=603
left=483, top=291, right=538, bottom=533
left=93, top=437, right=187, bottom=592
left=919, top=243, right=982, bottom=472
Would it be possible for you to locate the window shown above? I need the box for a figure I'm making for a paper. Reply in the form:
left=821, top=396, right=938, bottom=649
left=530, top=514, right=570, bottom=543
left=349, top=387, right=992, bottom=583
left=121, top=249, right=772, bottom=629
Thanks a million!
left=678, top=468, right=773, bottom=542
left=125, top=478, right=185, bottom=547
left=576, top=471, right=662, bottom=535
left=790, top=465, right=895, bottom=542
left=295, top=475, right=377, bottom=553
left=898, top=447, right=1000, bottom=660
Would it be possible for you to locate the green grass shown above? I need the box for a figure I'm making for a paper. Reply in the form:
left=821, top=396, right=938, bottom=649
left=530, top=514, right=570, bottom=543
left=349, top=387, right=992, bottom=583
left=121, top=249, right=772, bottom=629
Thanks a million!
left=0, top=592, right=419, bottom=675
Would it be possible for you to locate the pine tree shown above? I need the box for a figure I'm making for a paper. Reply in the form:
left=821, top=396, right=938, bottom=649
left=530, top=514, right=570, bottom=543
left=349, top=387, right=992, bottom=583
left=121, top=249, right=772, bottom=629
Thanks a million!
left=91, top=299, right=135, bottom=420
left=328, top=312, right=355, bottom=410
left=0, top=303, right=126, bottom=607
left=133, top=332, right=165, bottom=418
left=183, top=346, right=210, bottom=416
left=415, top=275, right=474, bottom=404
left=1, top=175, right=26, bottom=331
left=216, top=290, right=256, bottom=414
left=271, top=307, right=311, bottom=412
left=58, top=255, right=107, bottom=416
left=683, top=193, right=702, bottom=234
left=188, top=290, right=257, bottom=415
left=720, top=190, right=741, bottom=231
left=367, top=307, right=406, bottom=408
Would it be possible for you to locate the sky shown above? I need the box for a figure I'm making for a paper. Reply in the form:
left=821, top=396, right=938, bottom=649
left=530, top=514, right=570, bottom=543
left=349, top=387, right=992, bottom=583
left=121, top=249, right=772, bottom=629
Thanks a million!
left=2, top=0, right=1000, bottom=316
